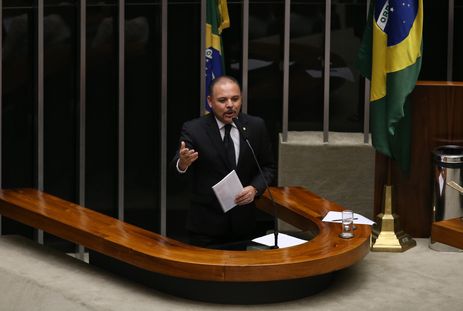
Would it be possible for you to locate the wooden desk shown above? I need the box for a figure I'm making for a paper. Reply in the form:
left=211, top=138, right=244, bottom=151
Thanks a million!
left=431, top=217, right=463, bottom=250
left=0, top=187, right=371, bottom=303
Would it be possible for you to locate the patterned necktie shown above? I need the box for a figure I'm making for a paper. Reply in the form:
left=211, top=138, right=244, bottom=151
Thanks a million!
left=223, top=124, right=236, bottom=169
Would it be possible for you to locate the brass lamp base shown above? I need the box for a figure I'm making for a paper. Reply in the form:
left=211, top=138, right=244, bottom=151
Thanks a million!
left=371, top=185, right=416, bottom=252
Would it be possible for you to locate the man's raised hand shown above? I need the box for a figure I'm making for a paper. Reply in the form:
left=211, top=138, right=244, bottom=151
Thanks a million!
left=178, top=141, right=198, bottom=171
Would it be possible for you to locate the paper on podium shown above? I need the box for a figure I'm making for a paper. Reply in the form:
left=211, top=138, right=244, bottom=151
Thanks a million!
left=322, top=211, right=375, bottom=225
left=252, top=233, right=307, bottom=248
left=212, top=170, right=244, bottom=213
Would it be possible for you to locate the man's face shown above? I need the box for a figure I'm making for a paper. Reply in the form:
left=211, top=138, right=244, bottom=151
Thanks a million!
left=207, top=80, right=242, bottom=124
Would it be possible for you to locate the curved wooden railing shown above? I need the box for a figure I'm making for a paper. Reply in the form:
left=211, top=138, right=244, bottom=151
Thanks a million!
left=0, top=187, right=370, bottom=282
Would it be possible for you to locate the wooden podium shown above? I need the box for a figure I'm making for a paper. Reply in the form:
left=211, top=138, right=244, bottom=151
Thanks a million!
left=0, top=187, right=370, bottom=303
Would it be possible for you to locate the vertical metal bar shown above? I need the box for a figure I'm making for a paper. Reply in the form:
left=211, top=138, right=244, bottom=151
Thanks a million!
left=118, top=0, right=125, bottom=221
left=282, top=0, right=290, bottom=142
left=37, top=0, right=45, bottom=245
left=322, top=0, right=331, bottom=143
left=77, top=0, right=87, bottom=261
left=0, top=1, right=3, bottom=235
left=363, top=80, right=370, bottom=144
left=241, top=0, right=249, bottom=113
left=364, top=0, right=371, bottom=144
left=447, top=0, right=454, bottom=81
left=200, top=0, right=206, bottom=115
left=160, top=0, right=168, bottom=236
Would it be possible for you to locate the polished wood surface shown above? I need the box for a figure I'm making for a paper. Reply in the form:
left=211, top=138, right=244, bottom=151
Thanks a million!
left=416, top=81, right=463, bottom=87
left=0, top=187, right=370, bottom=282
left=431, top=218, right=463, bottom=250
left=375, top=81, right=463, bottom=237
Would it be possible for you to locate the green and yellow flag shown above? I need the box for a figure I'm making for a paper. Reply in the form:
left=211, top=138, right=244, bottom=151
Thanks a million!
left=357, top=0, right=423, bottom=172
left=205, top=0, right=230, bottom=112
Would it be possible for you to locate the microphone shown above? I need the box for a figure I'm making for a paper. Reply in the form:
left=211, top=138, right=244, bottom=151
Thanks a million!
left=232, top=117, right=279, bottom=249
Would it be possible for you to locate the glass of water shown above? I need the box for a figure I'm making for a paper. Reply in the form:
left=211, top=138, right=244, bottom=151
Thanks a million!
left=339, top=209, right=354, bottom=239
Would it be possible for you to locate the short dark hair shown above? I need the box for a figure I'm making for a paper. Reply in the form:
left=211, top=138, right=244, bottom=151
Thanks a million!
left=208, top=75, right=241, bottom=97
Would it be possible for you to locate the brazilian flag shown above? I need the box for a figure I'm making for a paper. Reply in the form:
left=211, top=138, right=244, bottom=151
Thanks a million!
left=205, top=0, right=230, bottom=112
left=357, top=0, right=423, bottom=172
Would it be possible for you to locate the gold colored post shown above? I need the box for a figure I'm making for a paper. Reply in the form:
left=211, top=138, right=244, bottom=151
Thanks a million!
left=371, top=185, right=416, bottom=252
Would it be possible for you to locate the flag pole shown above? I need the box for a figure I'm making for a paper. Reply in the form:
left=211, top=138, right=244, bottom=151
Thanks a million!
left=371, top=156, right=416, bottom=252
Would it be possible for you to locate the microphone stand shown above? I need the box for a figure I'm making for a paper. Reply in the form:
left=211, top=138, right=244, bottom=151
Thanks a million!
left=233, top=118, right=279, bottom=249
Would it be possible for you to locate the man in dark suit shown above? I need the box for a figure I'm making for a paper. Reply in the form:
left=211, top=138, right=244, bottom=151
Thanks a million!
left=171, top=75, right=276, bottom=248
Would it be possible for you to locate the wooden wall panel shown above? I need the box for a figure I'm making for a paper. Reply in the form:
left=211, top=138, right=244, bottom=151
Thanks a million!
left=374, top=81, right=463, bottom=237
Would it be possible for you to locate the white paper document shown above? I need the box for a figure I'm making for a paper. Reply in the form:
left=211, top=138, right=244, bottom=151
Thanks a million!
left=212, top=170, right=244, bottom=213
left=252, top=233, right=307, bottom=248
left=322, top=211, right=375, bottom=225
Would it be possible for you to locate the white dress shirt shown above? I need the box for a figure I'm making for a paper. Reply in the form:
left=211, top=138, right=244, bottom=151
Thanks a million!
left=215, top=118, right=240, bottom=165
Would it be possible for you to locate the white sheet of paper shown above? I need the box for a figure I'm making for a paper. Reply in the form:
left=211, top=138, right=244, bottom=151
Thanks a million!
left=322, top=211, right=375, bottom=225
left=252, top=233, right=307, bottom=248
left=212, top=170, right=244, bottom=213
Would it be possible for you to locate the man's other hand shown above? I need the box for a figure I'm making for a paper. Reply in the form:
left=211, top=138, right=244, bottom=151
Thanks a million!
left=235, top=186, right=257, bottom=206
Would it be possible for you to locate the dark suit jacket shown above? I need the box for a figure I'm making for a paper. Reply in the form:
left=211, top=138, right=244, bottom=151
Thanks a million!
left=171, top=113, right=276, bottom=238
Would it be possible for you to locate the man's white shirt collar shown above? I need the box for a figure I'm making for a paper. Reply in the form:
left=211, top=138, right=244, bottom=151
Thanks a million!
left=215, top=117, right=236, bottom=130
